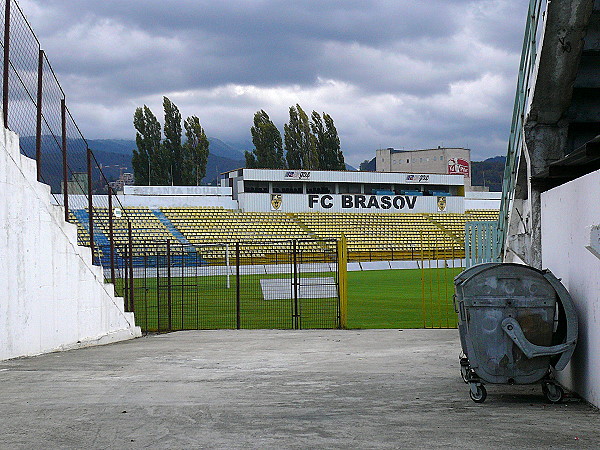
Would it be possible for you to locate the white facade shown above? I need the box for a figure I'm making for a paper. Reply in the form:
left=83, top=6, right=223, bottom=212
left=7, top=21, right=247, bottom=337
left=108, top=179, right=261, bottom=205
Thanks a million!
left=464, top=191, right=501, bottom=210
left=541, top=169, right=600, bottom=408
left=376, top=147, right=471, bottom=189
left=224, top=168, right=466, bottom=213
left=234, top=168, right=465, bottom=186
left=0, top=126, right=140, bottom=361
left=239, top=193, right=464, bottom=214
left=61, top=186, right=239, bottom=209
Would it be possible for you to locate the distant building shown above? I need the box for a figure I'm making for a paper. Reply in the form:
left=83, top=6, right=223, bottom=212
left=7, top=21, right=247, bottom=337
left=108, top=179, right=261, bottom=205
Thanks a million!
left=61, top=172, right=88, bottom=195
left=376, top=147, right=471, bottom=189
left=109, top=172, right=135, bottom=193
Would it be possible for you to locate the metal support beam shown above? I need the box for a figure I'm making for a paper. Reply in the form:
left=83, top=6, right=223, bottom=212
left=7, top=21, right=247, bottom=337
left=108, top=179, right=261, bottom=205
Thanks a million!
left=2, top=0, right=10, bottom=128
left=128, top=222, right=134, bottom=312
left=61, top=99, right=68, bottom=222
left=108, top=188, right=115, bottom=286
left=35, top=49, right=43, bottom=181
left=87, top=147, right=94, bottom=263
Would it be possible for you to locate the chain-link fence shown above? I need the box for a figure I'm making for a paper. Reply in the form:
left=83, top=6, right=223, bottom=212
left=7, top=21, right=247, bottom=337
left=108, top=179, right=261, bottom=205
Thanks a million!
left=115, top=239, right=344, bottom=332
left=1, top=0, right=136, bottom=298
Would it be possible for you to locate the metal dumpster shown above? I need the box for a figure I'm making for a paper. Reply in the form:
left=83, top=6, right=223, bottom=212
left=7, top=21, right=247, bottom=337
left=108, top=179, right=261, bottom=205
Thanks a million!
left=454, top=263, right=578, bottom=403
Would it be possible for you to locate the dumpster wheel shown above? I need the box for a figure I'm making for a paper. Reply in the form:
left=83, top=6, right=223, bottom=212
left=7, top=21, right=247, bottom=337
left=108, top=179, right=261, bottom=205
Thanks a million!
left=469, top=384, right=487, bottom=403
left=542, top=382, right=563, bottom=403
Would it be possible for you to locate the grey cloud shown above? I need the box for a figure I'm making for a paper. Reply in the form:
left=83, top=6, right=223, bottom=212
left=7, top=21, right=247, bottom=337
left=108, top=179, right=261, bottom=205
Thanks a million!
left=17, top=0, right=530, bottom=165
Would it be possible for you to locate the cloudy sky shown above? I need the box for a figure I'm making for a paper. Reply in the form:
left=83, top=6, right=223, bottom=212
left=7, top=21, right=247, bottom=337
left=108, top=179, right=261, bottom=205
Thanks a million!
left=20, top=0, right=529, bottom=166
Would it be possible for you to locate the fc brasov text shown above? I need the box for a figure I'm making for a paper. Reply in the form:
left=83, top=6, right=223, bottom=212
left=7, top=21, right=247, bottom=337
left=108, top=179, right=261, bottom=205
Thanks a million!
left=308, top=194, right=418, bottom=210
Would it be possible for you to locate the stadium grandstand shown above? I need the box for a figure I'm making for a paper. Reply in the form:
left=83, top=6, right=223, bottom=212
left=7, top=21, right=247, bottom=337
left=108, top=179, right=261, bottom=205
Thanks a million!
left=66, top=206, right=499, bottom=263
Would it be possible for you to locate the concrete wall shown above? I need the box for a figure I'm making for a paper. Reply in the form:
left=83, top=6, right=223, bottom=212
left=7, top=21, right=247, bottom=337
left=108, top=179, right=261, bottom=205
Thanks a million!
left=0, top=126, right=140, bottom=361
left=464, top=191, right=501, bottom=211
left=62, top=194, right=238, bottom=209
left=541, top=169, right=600, bottom=407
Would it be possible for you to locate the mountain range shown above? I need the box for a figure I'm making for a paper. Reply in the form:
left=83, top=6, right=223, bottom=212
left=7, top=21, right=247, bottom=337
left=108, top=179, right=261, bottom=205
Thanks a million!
left=88, top=137, right=248, bottom=185
left=22, top=137, right=248, bottom=191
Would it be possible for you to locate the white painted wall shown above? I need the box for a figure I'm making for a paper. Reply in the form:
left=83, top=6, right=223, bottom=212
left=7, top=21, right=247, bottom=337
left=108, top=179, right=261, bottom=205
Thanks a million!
left=541, top=169, right=600, bottom=407
left=0, top=126, right=140, bottom=361
left=61, top=193, right=238, bottom=209
left=239, top=193, right=465, bottom=213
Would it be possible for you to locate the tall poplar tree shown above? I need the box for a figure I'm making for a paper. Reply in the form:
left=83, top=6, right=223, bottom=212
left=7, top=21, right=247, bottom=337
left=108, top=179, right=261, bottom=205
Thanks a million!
left=311, top=111, right=345, bottom=170
left=284, top=104, right=316, bottom=170
left=245, top=110, right=285, bottom=169
left=133, top=98, right=210, bottom=186
left=162, top=97, right=183, bottom=185
left=132, top=105, right=161, bottom=185
left=323, top=112, right=345, bottom=170
left=182, top=116, right=210, bottom=185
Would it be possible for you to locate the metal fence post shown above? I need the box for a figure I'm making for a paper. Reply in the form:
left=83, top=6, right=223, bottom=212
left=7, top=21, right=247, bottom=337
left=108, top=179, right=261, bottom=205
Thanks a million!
left=128, top=222, right=134, bottom=313
left=123, top=243, right=129, bottom=312
left=61, top=99, right=68, bottom=222
left=2, top=0, right=10, bottom=129
left=236, top=242, right=241, bottom=330
left=108, top=187, right=115, bottom=286
left=337, top=235, right=348, bottom=329
left=166, top=239, right=172, bottom=331
left=86, top=147, right=95, bottom=263
left=292, top=240, right=299, bottom=330
left=35, top=49, right=43, bottom=181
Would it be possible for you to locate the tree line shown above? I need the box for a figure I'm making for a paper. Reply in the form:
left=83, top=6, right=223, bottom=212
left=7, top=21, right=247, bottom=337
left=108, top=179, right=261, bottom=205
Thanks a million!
left=245, top=104, right=345, bottom=171
left=132, top=100, right=345, bottom=186
left=132, top=97, right=209, bottom=186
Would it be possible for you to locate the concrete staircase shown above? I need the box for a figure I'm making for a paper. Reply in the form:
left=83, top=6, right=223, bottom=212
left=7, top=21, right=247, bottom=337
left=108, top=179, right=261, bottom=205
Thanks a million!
left=0, top=125, right=141, bottom=360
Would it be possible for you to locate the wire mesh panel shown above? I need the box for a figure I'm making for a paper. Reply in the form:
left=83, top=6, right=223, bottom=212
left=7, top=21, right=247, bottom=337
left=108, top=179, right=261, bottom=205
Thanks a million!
left=419, top=231, right=464, bottom=329
left=119, top=239, right=342, bottom=332
left=296, top=239, right=340, bottom=329
left=0, top=0, right=136, bottom=288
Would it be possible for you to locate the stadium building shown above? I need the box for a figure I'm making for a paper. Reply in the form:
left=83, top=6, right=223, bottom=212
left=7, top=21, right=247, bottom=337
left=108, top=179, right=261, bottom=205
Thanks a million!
left=376, top=147, right=472, bottom=190
left=222, top=168, right=466, bottom=214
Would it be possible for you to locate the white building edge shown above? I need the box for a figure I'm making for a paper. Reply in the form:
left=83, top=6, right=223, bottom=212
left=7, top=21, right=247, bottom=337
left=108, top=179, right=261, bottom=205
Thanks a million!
left=61, top=168, right=500, bottom=212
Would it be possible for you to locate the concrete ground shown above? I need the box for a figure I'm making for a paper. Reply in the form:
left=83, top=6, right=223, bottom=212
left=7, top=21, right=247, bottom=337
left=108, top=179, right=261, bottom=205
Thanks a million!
left=0, top=330, right=598, bottom=449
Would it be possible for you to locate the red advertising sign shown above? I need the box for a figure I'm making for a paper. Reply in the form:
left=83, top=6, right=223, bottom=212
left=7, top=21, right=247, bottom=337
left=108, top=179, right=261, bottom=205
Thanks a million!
left=448, top=158, right=470, bottom=177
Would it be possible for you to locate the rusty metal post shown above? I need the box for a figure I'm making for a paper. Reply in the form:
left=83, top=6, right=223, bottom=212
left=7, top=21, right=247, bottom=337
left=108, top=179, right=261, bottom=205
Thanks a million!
left=128, top=221, right=134, bottom=313
left=35, top=49, right=43, bottom=181
left=87, top=147, right=95, bottom=263
left=108, top=187, right=116, bottom=286
left=2, top=0, right=10, bottom=128
left=61, top=98, right=68, bottom=222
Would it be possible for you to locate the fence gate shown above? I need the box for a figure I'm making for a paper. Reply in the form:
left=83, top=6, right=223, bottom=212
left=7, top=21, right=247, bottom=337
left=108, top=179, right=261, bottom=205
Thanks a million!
left=117, top=239, right=344, bottom=332
left=465, top=221, right=502, bottom=268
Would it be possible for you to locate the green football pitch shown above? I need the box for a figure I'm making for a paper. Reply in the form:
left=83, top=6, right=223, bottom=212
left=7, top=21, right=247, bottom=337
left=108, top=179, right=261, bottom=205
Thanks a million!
left=124, top=267, right=461, bottom=330
left=347, top=268, right=461, bottom=329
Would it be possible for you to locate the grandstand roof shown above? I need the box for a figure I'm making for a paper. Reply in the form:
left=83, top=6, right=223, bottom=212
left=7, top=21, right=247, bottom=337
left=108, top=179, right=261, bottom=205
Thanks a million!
left=223, top=168, right=465, bottom=186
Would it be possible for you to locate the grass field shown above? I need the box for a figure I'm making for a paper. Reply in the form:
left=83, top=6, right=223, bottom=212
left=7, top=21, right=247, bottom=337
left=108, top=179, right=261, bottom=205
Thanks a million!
left=122, top=267, right=462, bottom=331
left=347, top=268, right=461, bottom=329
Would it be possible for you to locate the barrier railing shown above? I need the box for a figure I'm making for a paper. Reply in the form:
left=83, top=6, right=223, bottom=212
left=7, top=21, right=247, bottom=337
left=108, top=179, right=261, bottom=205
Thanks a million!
left=497, top=0, right=547, bottom=258
left=115, top=238, right=344, bottom=332
left=0, top=0, right=134, bottom=304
